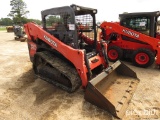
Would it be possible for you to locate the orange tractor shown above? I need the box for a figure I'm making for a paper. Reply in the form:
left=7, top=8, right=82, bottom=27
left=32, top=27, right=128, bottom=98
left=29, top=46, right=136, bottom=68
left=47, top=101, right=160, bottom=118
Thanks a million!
left=24, top=4, right=139, bottom=118
left=100, top=11, right=160, bottom=67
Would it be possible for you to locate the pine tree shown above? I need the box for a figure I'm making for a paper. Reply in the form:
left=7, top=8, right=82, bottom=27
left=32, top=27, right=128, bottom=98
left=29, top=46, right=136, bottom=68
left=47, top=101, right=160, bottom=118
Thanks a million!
left=8, top=0, right=29, bottom=23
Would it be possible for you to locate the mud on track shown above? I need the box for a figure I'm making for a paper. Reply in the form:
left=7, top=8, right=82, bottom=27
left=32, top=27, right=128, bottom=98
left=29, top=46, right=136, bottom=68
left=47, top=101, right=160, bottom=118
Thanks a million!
left=0, top=31, right=159, bottom=120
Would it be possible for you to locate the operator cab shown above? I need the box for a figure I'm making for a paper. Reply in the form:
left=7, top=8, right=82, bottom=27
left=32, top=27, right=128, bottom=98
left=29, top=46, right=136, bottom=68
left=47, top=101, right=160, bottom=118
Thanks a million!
left=41, top=4, right=98, bottom=54
left=119, top=11, right=160, bottom=38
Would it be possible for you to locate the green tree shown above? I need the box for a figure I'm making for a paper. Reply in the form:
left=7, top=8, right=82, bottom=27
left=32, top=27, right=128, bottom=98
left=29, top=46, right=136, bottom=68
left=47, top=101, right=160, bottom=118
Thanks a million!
left=28, top=19, right=41, bottom=25
left=46, top=15, right=62, bottom=26
left=21, top=17, right=41, bottom=25
left=8, top=0, right=29, bottom=23
left=0, top=18, right=13, bottom=26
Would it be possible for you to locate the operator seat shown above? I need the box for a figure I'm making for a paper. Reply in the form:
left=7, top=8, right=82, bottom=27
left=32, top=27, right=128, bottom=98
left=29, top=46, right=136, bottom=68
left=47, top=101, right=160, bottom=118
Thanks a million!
left=55, top=23, right=67, bottom=41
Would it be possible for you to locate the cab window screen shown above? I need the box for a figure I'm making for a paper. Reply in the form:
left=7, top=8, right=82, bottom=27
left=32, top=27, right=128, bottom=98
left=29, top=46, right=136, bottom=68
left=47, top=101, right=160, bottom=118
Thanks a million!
left=75, top=14, right=94, bottom=39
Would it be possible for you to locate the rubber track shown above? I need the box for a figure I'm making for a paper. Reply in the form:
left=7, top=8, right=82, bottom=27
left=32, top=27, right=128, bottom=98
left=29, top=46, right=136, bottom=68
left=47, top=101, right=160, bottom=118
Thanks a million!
left=36, top=51, right=81, bottom=92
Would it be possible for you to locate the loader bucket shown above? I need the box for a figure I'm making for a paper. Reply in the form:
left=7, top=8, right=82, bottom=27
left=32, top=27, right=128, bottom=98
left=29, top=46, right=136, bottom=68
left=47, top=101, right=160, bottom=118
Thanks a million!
left=84, top=61, right=139, bottom=119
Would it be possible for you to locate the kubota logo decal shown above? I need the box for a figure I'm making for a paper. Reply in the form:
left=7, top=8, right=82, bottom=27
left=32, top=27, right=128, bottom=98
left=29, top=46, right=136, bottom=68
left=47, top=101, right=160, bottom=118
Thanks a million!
left=122, top=29, right=139, bottom=38
left=44, top=35, right=57, bottom=47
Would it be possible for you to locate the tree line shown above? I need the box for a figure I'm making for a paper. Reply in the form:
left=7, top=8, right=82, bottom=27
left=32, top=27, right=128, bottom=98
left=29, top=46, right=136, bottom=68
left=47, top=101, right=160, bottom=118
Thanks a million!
left=0, top=17, right=41, bottom=26
left=0, top=0, right=41, bottom=26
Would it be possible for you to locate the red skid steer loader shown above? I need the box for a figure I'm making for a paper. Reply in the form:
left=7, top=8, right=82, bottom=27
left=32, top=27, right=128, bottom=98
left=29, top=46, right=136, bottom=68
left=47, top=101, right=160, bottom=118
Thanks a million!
left=24, top=4, right=139, bottom=119
left=100, top=11, right=160, bottom=68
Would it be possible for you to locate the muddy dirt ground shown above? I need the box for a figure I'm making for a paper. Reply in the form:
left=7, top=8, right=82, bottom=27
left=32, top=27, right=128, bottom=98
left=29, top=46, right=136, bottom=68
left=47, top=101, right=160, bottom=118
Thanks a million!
left=0, top=31, right=159, bottom=120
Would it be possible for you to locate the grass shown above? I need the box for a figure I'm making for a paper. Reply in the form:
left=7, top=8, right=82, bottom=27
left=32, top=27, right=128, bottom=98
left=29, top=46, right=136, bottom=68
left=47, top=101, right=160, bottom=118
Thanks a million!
left=0, top=27, right=6, bottom=31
